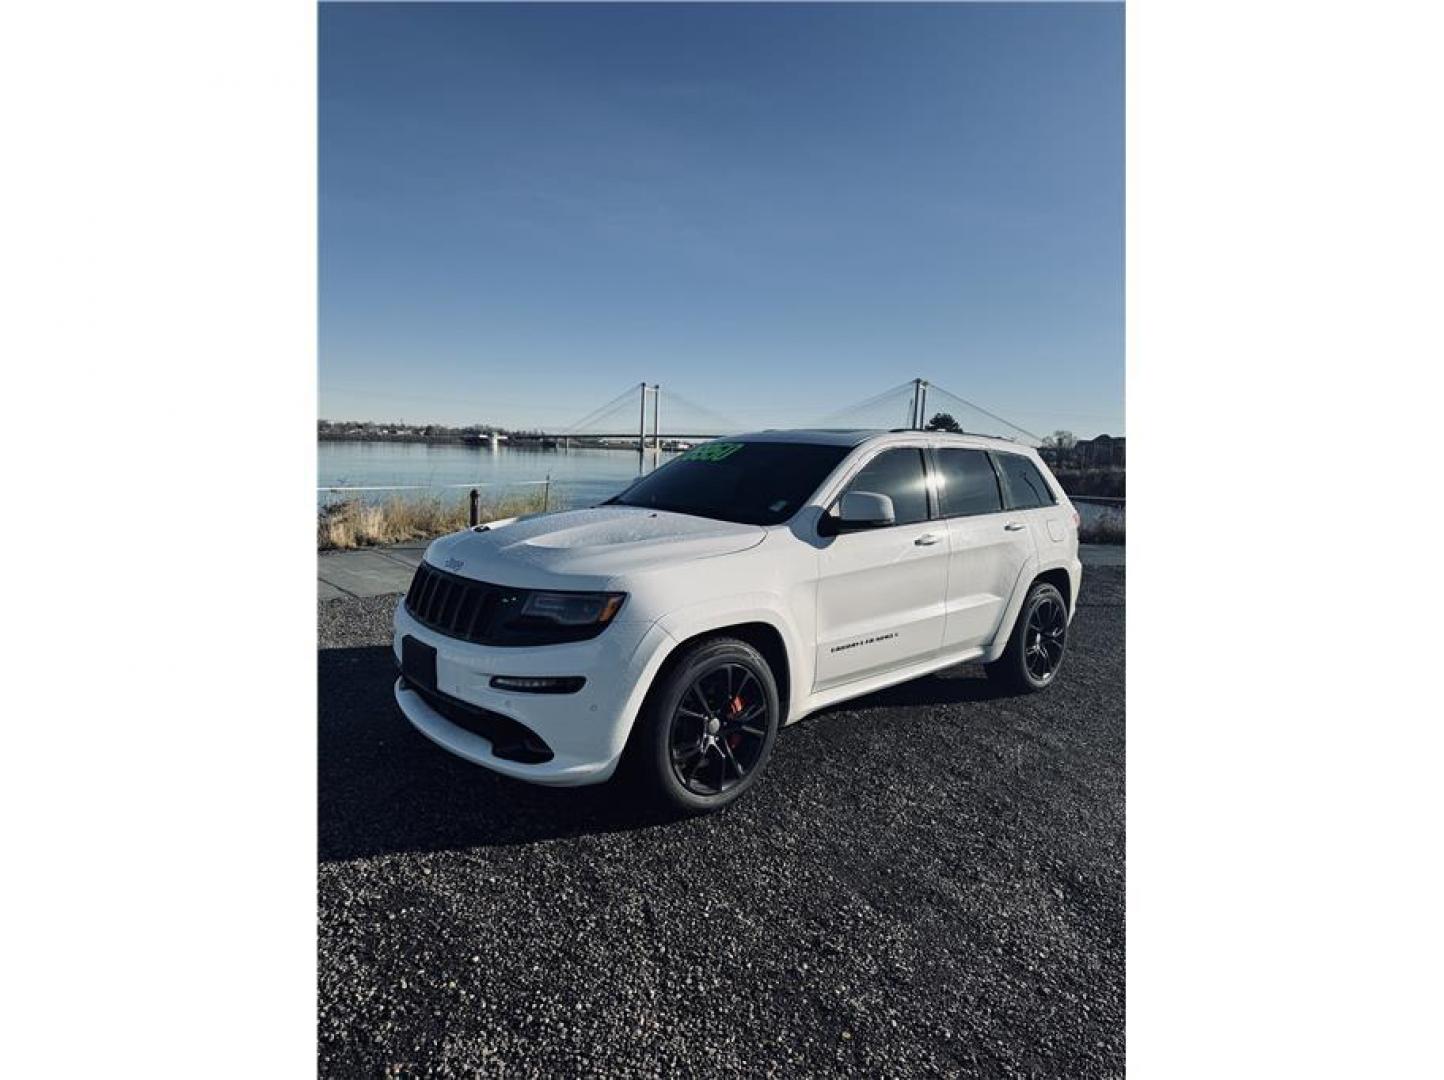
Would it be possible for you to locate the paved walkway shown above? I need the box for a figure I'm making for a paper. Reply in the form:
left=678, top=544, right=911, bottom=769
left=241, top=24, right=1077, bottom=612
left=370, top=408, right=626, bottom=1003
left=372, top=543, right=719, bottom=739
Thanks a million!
left=320, top=540, right=1125, bottom=600
left=318, top=541, right=428, bottom=600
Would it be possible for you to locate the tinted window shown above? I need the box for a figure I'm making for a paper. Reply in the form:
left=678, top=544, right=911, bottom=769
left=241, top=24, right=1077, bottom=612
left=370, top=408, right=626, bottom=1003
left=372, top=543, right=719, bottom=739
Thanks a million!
left=841, top=448, right=930, bottom=525
left=611, top=441, right=850, bottom=526
left=996, top=453, right=1056, bottom=510
left=936, top=448, right=1003, bottom=517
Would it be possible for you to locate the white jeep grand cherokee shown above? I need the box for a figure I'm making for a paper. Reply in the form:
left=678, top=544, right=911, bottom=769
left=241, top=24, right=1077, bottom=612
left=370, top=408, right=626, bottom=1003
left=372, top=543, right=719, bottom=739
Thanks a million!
left=394, top=429, right=1080, bottom=812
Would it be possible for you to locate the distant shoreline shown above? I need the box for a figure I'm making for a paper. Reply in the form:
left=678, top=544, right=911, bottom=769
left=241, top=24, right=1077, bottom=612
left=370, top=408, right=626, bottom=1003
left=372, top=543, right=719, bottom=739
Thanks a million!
left=318, top=434, right=681, bottom=451
left=319, top=433, right=473, bottom=444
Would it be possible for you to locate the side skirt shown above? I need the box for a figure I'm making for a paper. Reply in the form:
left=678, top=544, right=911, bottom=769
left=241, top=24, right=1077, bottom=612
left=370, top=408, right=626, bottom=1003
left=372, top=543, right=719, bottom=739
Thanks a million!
left=788, top=644, right=989, bottom=725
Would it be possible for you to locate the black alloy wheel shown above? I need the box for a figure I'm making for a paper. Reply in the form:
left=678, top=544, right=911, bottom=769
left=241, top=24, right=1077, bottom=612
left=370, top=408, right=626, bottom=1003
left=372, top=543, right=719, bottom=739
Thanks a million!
left=630, top=637, right=780, bottom=813
left=985, top=581, right=1070, bottom=693
left=1023, top=590, right=1068, bottom=683
left=668, top=662, right=770, bottom=797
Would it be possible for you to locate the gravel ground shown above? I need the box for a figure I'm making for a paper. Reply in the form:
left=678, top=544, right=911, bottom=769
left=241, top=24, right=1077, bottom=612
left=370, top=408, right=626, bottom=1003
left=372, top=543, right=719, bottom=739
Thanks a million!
left=319, top=567, right=1124, bottom=1077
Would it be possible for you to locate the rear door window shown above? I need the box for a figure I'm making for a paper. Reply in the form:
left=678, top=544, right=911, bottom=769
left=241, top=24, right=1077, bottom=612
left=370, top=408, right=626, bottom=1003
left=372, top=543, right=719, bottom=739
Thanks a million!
left=841, top=448, right=931, bottom=525
left=935, top=448, right=1004, bottom=517
left=995, top=453, right=1056, bottom=510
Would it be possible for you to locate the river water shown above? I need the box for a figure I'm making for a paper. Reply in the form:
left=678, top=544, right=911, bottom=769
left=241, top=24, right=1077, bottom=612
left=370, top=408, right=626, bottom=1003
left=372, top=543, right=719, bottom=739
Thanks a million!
left=318, top=441, right=678, bottom=510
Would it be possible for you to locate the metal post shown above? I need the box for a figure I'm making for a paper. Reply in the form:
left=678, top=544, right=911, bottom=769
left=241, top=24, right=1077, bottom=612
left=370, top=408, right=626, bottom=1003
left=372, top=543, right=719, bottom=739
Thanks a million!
left=469, top=488, right=480, bottom=527
left=651, top=384, right=660, bottom=452
left=910, top=378, right=922, bottom=429
left=543, top=474, right=551, bottom=512
left=918, top=381, right=929, bottom=430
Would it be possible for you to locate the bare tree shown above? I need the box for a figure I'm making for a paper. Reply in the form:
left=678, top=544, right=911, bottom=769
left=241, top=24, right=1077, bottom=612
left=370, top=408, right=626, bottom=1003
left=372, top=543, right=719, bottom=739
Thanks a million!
left=1043, top=430, right=1077, bottom=450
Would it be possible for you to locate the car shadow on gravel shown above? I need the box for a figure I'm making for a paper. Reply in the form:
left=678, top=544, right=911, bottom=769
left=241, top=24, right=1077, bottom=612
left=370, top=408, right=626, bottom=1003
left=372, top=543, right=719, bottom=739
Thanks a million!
left=318, top=645, right=684, bottom=862
left=319, top=646, right=1027, bottom=863
left=812, top=662, right=1013, bottom=719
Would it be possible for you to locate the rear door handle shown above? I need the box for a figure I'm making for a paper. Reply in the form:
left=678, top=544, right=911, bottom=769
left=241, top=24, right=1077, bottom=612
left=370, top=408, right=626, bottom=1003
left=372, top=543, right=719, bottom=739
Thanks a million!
left=1004, top=522, right=1026, bottom=532
left=914, top=532, right=942, bottom=546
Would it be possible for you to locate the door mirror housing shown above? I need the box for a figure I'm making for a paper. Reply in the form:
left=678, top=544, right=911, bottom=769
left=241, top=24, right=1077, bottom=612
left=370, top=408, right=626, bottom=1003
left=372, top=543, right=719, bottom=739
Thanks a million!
left=836, top=491, right=896, bottom=530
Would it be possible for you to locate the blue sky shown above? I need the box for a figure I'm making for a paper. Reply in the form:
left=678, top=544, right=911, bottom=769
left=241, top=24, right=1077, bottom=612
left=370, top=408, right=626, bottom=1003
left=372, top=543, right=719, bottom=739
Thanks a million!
left=320, top=3, right=1123, bottom=437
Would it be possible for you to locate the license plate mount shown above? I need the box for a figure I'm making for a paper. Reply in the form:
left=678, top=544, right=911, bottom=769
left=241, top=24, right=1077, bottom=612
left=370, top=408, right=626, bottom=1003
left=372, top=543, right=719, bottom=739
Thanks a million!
left=401, top=635, right=438, bottom=693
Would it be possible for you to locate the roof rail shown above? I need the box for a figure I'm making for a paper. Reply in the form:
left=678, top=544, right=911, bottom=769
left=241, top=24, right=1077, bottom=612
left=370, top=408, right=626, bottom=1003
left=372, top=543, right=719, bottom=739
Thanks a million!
left=890, top=428, right=1019, bottom=442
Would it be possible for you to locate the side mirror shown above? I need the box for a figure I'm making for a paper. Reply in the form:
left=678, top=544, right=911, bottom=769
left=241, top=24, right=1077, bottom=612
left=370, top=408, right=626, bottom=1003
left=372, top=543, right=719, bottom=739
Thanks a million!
left=837, top=491, right=896, bottom=530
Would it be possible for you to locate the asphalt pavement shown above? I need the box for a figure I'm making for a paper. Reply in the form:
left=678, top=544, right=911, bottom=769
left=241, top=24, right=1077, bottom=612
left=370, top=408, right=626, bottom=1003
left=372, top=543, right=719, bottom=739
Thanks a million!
left=318, top=566, right=1125, bottom=1077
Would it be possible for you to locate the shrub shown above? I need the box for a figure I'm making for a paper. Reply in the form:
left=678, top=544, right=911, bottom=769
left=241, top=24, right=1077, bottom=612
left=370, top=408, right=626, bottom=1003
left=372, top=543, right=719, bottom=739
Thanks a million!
left=318, top=491, right=549, bottom=550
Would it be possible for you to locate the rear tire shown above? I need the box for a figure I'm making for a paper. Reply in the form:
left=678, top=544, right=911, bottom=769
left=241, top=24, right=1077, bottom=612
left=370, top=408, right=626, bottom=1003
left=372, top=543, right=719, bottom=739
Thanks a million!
left=631, top=637, right=780, bottom=814
left=985, top=581, right=1070, bottom=693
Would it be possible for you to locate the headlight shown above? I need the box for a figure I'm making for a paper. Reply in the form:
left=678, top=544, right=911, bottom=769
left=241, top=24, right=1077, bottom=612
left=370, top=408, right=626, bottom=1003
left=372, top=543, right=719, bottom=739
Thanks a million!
left=518, top=591, right=626, bottom=627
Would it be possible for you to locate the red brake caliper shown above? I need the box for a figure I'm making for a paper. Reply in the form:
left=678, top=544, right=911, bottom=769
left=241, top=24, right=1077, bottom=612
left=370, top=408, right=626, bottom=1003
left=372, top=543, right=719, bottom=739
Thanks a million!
left=726, top=694, right=746, bottom=748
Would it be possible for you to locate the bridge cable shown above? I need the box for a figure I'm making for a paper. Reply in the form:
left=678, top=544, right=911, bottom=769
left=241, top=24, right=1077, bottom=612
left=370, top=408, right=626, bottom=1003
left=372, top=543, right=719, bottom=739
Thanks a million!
left=924, top=383, right=1044, bottom=443
left=560, top=385, right=645, bottom=436
left=815, top=380, right=917, bottom=427
left=657, top=388, right=742, bottom=434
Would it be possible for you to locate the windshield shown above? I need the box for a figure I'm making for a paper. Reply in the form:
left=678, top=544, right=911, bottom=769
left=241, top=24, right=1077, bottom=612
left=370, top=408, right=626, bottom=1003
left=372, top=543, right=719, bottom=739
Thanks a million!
left=609, top=441, right=852, bottom=526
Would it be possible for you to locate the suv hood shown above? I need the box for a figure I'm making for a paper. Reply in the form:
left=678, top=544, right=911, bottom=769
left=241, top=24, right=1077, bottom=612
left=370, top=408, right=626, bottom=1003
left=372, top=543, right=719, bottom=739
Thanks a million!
left=425, top=505, right=766, bottom=589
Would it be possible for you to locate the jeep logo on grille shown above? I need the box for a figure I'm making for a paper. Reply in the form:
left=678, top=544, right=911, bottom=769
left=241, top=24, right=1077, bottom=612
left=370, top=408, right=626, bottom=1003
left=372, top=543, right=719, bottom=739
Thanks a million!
left=444, top=557, right=464, bottom=571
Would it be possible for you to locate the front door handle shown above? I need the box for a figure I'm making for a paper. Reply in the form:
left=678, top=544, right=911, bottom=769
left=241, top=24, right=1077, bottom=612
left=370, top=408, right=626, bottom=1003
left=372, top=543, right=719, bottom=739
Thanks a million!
left=1004, top=522, right=1026, bottom=532
left=914, top=532, right=942, bottom=546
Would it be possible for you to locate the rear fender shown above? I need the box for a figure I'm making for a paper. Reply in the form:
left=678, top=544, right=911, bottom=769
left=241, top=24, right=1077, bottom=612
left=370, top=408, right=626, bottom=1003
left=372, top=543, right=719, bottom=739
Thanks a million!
left=980, top=552, right=1043, bottom=664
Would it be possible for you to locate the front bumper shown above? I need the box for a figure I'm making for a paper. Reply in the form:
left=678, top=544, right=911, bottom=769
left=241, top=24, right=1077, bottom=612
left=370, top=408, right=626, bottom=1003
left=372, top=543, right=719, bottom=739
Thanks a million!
left=392, top=601, right=675, bottom=786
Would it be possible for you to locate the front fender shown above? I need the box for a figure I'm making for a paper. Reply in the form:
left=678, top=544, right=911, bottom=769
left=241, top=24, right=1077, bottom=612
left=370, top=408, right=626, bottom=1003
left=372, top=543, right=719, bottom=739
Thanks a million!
left=655, top=592, right=809, bottom=723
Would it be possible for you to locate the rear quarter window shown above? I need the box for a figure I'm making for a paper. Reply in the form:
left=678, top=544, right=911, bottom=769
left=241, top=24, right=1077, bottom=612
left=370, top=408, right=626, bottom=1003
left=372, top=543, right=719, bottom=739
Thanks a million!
left=995, top=453, right=1057, bottom=510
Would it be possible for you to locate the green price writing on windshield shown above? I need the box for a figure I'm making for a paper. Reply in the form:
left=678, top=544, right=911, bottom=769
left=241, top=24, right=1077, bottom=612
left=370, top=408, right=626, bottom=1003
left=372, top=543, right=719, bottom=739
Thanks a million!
left=681, top=442, right=744, bottom=463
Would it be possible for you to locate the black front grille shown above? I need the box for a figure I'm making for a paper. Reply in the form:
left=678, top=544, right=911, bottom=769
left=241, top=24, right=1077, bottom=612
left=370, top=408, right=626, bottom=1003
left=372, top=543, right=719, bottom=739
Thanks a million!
left=403, top=560, right=616, bottom=647
left=404, top=561, right=524, bottom=645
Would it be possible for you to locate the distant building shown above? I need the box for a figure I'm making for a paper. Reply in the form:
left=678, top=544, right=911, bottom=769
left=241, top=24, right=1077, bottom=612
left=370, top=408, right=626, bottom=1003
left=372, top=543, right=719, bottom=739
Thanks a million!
left=1038, top=435, right=1125, bottom=469
left=1075, top=434, right=1125, bottom=468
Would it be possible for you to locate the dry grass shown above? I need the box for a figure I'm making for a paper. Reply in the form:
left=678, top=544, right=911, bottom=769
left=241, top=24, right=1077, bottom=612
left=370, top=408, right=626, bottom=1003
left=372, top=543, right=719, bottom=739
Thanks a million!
left=318, top=491, right=549, bottom=550
left=1079, top=515, right=1126, bottom=545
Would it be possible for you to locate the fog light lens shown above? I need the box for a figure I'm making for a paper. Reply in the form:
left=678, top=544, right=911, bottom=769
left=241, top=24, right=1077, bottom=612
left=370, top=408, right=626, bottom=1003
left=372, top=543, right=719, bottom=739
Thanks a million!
left=489, top=675, right=586, bottom=694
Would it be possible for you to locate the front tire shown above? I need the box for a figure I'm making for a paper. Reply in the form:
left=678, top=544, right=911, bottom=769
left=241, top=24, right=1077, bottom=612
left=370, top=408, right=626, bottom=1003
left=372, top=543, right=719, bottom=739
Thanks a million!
left=985, top=581, right=1070, bottom=693
left=632, top=637, right=780, bottom=813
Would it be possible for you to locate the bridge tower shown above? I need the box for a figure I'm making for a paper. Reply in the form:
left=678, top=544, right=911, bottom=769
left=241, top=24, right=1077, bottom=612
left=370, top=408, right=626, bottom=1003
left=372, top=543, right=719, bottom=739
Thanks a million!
left=910, top=378, right=930, bottom=429
left=636, top=381, right=662, bottom=451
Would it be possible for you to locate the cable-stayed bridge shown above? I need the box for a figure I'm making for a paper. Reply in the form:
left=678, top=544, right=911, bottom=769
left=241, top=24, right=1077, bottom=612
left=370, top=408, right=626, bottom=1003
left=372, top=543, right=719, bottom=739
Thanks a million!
left=509, top=379, right=1042, bottom=448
